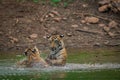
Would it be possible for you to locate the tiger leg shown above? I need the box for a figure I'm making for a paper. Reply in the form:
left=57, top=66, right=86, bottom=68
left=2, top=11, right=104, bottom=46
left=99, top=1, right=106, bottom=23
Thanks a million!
left=46, top=58, right=66, bottom=66
left=16, top=60, right=29, bottom=67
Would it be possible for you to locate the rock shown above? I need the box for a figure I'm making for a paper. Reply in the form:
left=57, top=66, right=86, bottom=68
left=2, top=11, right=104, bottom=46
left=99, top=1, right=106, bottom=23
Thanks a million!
left=51, top=10, right=60, bottom=16
left=67, top=39, right=72, bottom=43
left=53, top=17, right=61, bottom=22
left=98, top=23, right=105, bottom=27
left=49, top=27, right=57, bottom=32
left=28, top=39, right=34, bottom=43
left=26, top=19, right=32, bottom=23
left=83, top=27, right=88, bottom=30
left=43, top=36, right=47, bottom=39
left=86, top=23, right=90, bottom=25
left=48, top=13, right=54, bottom=17
left=71, top=24, right=79, bottom=28
left=40, top=18, right=44, bottom=22
left=45, top=15, right=49, bottom=18
left=85, top=17, right=99, bottom=24
left=10, top=40, right=14, bottom=44
left=0, top=31, right=3, bottom=35
left=81, top=20, right=86, bottom=24
left=12, top=38, right=18, bottom=42
left=16, top=19, right=19, bottom=23
left=62, top=17, right=67, bottom=20
left=98, top=0, right=120, bottom=13
left=29, top=33, right=38, bottom=39
left=26, top=38, right=34, bottom=42
left=108, top=32, right=115, bottom=37
left=103, top=26, right=110, bottom=32
left=98, top=5, right=109, bottom=12
left=19, top=18, right=32, bottom=23
left=108, top=21, right=118, bottom=28
left=82, top=4, right=88, bottom=8
left=94, top=43, right=101, bottom=47
left=104, top=40, right=110, bottom=45
left=67, top=33, right=72, bottom=37
left=9, top=36, right=19, bottom=43
left=98, top=0, right=110, bottom=6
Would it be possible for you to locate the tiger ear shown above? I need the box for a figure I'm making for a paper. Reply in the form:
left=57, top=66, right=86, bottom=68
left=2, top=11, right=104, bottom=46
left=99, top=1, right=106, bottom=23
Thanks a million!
left=33, top=46, right=38, bottom=52
left=46, top=35, right=51, bottom=39
left=60, top=34, right=64, bottom=38
left=34, top=46, right=37, bottom=49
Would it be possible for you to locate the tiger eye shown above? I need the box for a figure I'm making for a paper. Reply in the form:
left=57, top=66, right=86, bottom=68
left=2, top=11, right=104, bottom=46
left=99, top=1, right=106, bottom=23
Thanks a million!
left=32, top=49, right=36, bottom=53
left=24, top=52, right=28, bottom=56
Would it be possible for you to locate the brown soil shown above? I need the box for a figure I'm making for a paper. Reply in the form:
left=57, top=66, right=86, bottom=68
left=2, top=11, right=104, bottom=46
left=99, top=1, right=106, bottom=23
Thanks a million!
left=0, top=0, right=120, bottom=51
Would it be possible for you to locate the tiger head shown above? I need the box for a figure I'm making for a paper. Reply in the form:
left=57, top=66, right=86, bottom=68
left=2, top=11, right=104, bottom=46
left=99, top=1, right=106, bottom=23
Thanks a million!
left=24, top=46, right=40, bottom=60
left=47, top=34, right=65, bottom=51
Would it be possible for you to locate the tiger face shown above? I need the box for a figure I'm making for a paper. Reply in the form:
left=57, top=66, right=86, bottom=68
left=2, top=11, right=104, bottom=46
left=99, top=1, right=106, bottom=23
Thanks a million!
left=24, top=46, right=40, bottom=61
left=47, top=34, right=64, bottom=51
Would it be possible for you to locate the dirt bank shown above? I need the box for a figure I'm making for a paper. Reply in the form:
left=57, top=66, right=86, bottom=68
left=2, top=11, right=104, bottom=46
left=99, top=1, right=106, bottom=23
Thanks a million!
left=0, top=0, right=120, bottom=51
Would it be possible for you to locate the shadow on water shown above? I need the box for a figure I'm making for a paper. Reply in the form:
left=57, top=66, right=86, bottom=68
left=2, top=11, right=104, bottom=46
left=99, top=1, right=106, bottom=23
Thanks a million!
left=0, top=48, right=120, bottom=80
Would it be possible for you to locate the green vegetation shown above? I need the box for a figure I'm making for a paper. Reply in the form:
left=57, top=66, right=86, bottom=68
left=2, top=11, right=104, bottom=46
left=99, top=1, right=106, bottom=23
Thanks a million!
left=50, top=0, right=74, bottom=7
left=16, top=0, right=74, bottom=7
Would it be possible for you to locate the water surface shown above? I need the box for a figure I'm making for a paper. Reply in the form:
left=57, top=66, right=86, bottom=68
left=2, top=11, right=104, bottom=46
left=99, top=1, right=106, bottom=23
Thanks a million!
left=0, top=48, right=120, bottom=80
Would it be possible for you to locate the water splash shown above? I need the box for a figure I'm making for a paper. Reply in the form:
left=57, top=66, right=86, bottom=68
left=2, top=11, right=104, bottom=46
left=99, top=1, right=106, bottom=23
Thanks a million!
left=34, top=63, right=120, bottom=71
left=0, top=63, right=120, bottom=75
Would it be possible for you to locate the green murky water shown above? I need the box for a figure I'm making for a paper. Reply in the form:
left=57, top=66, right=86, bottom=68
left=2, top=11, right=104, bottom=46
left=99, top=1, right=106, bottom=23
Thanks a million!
left=0, top=48, right=120, bottom=80
left=0, top=70, right=120, bottom=80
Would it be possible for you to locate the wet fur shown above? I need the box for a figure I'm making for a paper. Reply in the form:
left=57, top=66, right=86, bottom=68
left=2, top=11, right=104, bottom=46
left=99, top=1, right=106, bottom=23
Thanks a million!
left=16, top=46, right=48, bottom=68
left=46, top=35, right=67, bottom=66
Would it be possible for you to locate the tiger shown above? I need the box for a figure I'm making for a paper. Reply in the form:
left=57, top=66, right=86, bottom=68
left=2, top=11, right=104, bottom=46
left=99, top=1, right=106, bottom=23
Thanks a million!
left=16, top=46, right=48, bottom=68
left=45, top=34, right=67, bottom=66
